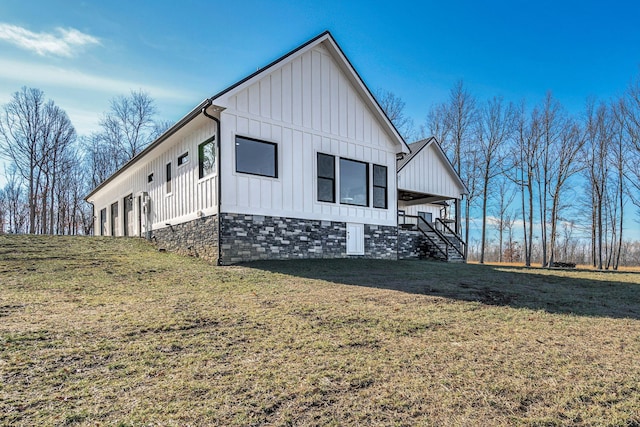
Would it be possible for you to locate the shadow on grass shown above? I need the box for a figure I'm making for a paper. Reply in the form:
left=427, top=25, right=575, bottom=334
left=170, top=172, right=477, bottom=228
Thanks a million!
left=245, top=258, right=640, bottom=320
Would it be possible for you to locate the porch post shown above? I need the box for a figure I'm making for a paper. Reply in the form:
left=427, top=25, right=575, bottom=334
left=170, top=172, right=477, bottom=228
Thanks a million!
left=455, top=199, right=461, bottom=236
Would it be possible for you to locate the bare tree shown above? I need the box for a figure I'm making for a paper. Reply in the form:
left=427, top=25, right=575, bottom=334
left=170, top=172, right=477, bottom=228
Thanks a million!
left=375, top=89, right=416, bottom=142
left=430, top=81, right=478, bottom=240
left=584, top=100, right=610, bottom=270
left=610, top=98, right=628, bottom=269
left=0, top=188, right=5, bottom=233
left=491, top=177, right=517, bottom=262
left=534, top=93, right=569, bottom=266
left=547, top=118, right=584, bottom=266
left=1, top=165, right=28, bottom=233
left=513, top=101, right=540, bottom=266
left=0, top=87, right=46, bottom=233
left=476, top=97, right=516, bottom=263
left=502, top=211, right=519, bottom=262
left=84, top=133, right=121, bottom=188
left=425, top=103, right=451, bottom=146
left=0, top=87, right=75, bottom=234
left=443, top=81, right=477, bottom=175
left=39, top=102, right=76, bottom=234
left=99, top=89, right=158, bottom=165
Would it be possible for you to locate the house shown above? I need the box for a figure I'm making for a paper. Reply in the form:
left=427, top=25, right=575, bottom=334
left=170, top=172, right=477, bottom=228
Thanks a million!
left=85, top=31, right=467, bottom=264
left=397, top=137, right=468, bottom=261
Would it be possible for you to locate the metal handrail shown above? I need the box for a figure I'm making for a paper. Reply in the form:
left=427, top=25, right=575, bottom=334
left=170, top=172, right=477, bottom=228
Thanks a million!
left=417, top=216, right=465, bottom=260
left=401, top=214, right=448, bottom=261
left=435, top=218, right=466, bottom=257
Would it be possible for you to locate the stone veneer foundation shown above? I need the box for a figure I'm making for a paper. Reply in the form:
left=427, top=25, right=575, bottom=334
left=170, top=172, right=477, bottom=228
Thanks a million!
left=152, top=213, right=410, bottom=264
left=152, top=214, right=219, bottom=261
left=219, top=213, right=398, bottom=264
left=397, top=229, right=430, bottom=260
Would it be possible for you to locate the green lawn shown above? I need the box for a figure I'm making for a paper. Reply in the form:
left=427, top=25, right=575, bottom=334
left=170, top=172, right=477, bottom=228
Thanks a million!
left=1, top=235, right=640, bottom=426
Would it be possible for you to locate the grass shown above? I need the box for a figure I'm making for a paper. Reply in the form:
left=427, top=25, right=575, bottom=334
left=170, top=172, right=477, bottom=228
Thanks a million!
left=1, top=235, right=640, bottom=426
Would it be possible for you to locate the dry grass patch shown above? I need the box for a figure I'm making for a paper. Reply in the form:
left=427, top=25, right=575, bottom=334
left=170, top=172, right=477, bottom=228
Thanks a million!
left=1, top=235, right=640, bottom=426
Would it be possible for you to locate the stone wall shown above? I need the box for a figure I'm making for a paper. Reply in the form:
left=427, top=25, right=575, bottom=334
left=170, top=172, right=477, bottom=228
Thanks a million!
left=151, top=212, right=403, bottom=264
left=364, top=224, right=398, bottom=260
left=397, top=229, right=429, bottom=260
left=219, top=213, right=399, bottom=264
left=219, top=213, right=347, bottom=264
left=152, top=214, right=218, bottom=261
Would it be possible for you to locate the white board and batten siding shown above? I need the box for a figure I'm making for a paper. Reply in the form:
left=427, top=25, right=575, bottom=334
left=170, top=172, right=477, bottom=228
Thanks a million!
left=88, top=116, right=219, bottom=236
left=217, top=43, right=400, bottom=227
left=397, top=142, right=465, bottom=200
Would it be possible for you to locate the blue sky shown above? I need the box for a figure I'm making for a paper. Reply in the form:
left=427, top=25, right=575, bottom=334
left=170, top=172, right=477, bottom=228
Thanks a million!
left=1, top=1, right=640, bottom=241
left=1, top=0, right=639, bottom=137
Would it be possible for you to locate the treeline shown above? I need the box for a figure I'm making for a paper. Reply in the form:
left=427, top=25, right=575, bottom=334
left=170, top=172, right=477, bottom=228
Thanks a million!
left=0, top=87, right=167, bottom=235
left=380, top=73, right=640, bottom=269
left=3, top=78, right=640, bottom=270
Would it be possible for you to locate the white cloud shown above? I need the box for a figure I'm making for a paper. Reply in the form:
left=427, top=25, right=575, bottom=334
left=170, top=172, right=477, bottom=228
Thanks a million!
left=0, top=58, right=195, bottom=102
left=0, top=23, right=100, bottom=57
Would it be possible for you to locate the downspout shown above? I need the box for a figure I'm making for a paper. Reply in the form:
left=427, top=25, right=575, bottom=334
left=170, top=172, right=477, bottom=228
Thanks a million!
left=90, top=202, right=95, bottom=236
left=201, top=101, right=223, bottom=266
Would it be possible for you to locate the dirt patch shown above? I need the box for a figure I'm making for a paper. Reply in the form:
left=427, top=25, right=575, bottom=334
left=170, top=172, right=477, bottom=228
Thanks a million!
left=475, top=287, right=516, bottom=305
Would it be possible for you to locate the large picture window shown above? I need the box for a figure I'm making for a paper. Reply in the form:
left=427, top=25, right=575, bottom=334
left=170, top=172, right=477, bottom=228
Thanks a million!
left=235, top=136, right=277, bottom=178
left=340, top=158, right=368, bottom=206
left=317, top=153, right=335, bottom=202
left=373, top=164, right=387, bottom=209
left=198, top=136, right=216, bottom=179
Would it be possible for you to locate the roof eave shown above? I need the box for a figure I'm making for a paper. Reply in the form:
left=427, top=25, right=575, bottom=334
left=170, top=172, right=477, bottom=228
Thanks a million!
left=84, top=98, right=213, bottom=201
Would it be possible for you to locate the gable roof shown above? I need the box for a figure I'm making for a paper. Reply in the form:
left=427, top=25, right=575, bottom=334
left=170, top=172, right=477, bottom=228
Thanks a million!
left=86, top=31, right=409, bottom=201
left=397, top=137, right=435, bottom=170
left=398, top=137, right=468, bottom=195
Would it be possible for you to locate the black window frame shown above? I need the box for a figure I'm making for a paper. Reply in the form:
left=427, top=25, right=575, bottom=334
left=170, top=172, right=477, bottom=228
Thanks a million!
left=317, top=153, right=335, bottom=203
left=372, top=164, right=388, bottom=209
left=99, top=208, right=107, bottom=236
left=198, top=136, right=216, bottom=179
left=110, top=201, right=118, bottom=236
left=339, top=157, right=369, bottom=207
left=166, top=162, right=172, bottom=194
left=177, top=152, right=189, bottom=167
left=235, top=135, right=278, bottom=178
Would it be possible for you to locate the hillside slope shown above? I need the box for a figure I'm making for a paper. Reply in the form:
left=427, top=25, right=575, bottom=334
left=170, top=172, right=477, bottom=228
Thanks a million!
left=1, top=235, right=640, bottom=426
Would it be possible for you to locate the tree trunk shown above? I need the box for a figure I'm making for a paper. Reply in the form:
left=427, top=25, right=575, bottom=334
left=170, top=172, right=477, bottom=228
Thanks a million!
left=480, top=173, right=489, bottom=264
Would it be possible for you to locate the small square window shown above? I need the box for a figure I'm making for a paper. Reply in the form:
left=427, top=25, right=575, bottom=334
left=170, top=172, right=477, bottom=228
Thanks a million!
left=147, top=173, right=154, bottom=183
left=178, top=152, right=189, bottom=166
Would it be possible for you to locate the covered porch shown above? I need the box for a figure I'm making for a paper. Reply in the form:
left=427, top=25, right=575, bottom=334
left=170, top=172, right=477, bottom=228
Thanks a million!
left=397, top=189, right=461, bottom=235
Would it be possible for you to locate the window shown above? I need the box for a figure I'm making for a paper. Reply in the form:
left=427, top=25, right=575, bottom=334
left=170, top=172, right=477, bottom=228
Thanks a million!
left=340, top=158, right=368, bottom=206
left=166, top=162, right=172, bottom=194
left=373, top=164, right=387, bottom=209
left=235, top=136, right=277, bottom=178
left=178, top=152, right=189, bottom=166
left=418, top=211, right=433, bottom=223
left=198, top=136, right=216, bottom=179
left=110, top=202, right=119, bottom=236
left=99, top=208, right=107, bottom=236
left=317, top=153, right=335, bottom=202
left=147, top=173, right=154, bottom=183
